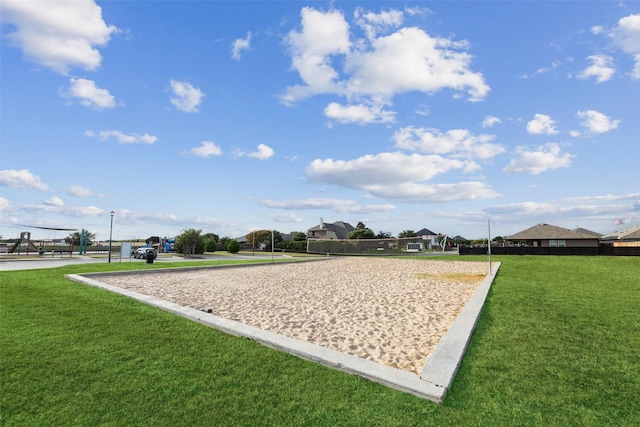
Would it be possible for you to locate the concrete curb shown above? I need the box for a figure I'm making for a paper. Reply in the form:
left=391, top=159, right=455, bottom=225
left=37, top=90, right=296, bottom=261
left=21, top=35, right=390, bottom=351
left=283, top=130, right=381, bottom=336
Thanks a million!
left=65, top=260, right=500, bottom=403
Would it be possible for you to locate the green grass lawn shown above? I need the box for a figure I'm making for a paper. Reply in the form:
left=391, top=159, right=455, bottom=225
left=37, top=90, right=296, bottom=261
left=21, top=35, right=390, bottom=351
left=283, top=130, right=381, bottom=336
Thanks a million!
left=1, top=256, right=638, bottom=426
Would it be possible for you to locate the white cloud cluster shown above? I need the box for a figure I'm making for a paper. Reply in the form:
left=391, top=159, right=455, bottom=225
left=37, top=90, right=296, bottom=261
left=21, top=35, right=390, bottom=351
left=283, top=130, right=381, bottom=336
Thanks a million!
left=282, top=7, right=489, bottom=124
left=0, top=169, right=49, bottom=191
left=231, top=32, right=252, bottom=60
left=323, top=102, right=395, bottom=124
left=261, top=197, right=395, bottom=214
left=0, top=197, right=13, bottom=213
left=576, top=110, right=620, bottom=134
left=1, top=0, right=118, bottom=74
left=234, top=144, right=275, bottom=160
left=190, top=141, right=223, bottom=158
left=67, top=185, right=102, bottom=197
left=578, top=54, right=615, bottom=83
left=610, top=13, right=640, bottom=79
left=85, top=130, right=157, bottom=144
left=584, top=13, right=640, bottom=81
left=526, top=114, right=559, bottom=135
left=305, top=151, right=498, bottom=202
left=482, top=115, right=501, bottom=128
left=64, top=78, right=116, bottom=110
left=503, top=143, right=573, bottom=175
left=44, top=196, right=64, bottom=207
left=393, top=126, right=505, bottom=160
left=170, top=80, right=205, bottom=113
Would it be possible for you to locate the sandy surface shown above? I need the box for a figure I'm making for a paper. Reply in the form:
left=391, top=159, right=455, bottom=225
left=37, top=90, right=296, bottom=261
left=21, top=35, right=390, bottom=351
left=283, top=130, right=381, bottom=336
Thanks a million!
left=98, top=257, right=491, bottom=374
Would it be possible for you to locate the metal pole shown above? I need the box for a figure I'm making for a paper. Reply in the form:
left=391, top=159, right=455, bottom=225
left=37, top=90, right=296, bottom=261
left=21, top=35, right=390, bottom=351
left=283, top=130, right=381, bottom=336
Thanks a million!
left=271, top=230, right=274, bottom=262
left=108, top=211, right=114, bottom=263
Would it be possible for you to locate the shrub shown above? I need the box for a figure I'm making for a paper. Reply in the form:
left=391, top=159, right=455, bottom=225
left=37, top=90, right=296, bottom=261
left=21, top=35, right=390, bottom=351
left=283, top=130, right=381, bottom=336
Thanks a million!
left=225, top=239, right=240, bottom=253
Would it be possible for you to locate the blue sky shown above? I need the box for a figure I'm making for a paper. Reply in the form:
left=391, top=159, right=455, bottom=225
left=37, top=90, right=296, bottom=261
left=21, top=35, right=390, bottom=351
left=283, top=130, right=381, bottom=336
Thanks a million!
left=1, top=1, right=639, bottom=242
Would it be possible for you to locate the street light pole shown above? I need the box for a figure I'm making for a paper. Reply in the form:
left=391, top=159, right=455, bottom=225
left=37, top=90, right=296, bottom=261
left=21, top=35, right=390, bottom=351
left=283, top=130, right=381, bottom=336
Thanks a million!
left=108, top=211, right=114, bottom=263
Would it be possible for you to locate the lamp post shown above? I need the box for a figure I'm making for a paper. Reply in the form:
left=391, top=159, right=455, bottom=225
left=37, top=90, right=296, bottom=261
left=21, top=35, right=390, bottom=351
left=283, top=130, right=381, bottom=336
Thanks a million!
left=108, top=211, right=115, bottom=263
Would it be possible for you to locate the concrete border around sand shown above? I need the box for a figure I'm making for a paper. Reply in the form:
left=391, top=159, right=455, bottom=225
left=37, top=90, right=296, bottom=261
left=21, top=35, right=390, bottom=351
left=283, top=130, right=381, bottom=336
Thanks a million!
left=65, top=260, right=500, bottom=403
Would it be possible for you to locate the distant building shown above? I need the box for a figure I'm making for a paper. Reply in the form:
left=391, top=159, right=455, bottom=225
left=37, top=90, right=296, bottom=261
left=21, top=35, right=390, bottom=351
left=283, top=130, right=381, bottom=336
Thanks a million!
left=505, top=223, right=602, bottom=248
left=414, top=227, right=440, bottom=250
left=600, top=224, right=640, bottom=247
left=307, top=218, right=355, bottom=240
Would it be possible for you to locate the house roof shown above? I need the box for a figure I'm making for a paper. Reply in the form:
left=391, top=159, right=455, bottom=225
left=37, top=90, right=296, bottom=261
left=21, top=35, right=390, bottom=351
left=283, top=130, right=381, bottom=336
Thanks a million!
left=307, top=221, right=355, bottom=239
left=506, top=223, right=602, bottom=240
left=415, top=228, right=437, bottom=236
left=600, top=224, right=640, bottom=241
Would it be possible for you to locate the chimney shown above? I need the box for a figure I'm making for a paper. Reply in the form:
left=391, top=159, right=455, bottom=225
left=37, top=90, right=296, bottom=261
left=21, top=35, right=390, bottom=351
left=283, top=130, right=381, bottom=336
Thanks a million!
left=320, top=217, right=324, bottom=229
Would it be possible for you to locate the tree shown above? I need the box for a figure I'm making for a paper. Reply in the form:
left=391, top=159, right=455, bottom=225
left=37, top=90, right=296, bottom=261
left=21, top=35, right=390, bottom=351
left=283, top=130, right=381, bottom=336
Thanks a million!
left=65, top=231, right=96, bottom=246
left=290, top=231, right=307, bottom=241
left=376, top=231, right=393, bottom=238
left=347, top=222, right=375, bottom=239
left=202, top=232, right=219, bottom=253
left=398, top=230, right=415, bottom=238
left=246, top=230, right=283, bottom=251
left=226, top=239, right=240, bottom=253
left=175, top=228, right=203, bottom=255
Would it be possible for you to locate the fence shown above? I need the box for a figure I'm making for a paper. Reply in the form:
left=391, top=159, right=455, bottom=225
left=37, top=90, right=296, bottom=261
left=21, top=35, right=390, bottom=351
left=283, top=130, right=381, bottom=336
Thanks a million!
left=459, top=245, right=640, bottom=256
left=306, top=237, right=449, bottom=255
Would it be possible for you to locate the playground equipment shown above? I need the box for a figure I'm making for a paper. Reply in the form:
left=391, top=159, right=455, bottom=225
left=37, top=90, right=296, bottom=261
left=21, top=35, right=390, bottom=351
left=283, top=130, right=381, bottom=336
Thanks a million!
left=8, top=232, right=40, bottom=254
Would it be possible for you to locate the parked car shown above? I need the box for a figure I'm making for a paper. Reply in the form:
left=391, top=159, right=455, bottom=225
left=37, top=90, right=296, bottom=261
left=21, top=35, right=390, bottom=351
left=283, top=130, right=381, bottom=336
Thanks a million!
left=133, top=247, right=157, bottom=259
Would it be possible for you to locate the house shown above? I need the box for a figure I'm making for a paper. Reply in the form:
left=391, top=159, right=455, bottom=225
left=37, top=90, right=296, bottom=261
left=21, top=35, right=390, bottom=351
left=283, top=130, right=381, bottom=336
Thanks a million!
left=307, top=219, right=355, bottom=240
left=414, top=227, right=440, bottom=250
left=505, top=223, right=602, bottom=248
left=600, top=224, right=640, bottom=247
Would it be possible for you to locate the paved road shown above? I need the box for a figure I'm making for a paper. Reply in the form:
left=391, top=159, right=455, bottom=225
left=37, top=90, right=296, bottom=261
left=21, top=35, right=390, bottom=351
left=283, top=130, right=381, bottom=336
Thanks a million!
left=0, top=253, right=289, bottom=272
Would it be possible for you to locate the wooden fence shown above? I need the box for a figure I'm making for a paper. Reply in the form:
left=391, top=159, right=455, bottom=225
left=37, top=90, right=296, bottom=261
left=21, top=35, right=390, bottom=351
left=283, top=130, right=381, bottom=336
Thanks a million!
left=459, top=245, right=640, bottom=256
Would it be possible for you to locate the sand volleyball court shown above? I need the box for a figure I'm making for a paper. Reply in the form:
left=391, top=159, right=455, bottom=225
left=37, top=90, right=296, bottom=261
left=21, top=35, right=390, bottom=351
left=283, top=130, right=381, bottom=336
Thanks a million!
left=96, top=257, right=491, bottom=375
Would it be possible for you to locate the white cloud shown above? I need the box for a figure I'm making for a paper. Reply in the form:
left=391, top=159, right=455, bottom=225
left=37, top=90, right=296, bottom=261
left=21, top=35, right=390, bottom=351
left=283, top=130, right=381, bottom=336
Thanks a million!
left=503, top=143, right=573, bottom=175
left=393, top=126, right=505, bottom=160
left=262, top=198, right=353, bottom=210
left=281, top=7, right=351, bottom=104
left=0, top=169, right=49, bottom=191
left=0, top=197, right=14, bottom=213
left=1, top=0, right=118, bottom=74
left=21, top=203, right=105, bottom=217
left=67, top=185, right=101, bottom=197
left=307, top=152, right=467, bottom=188
left=169, top=80, right=204, bottom=113
left=526, top=114, right=559, bottom=135
left=231, top=32, right=252, bottom=60
left=267, top=213, right=303, bottom=223
left=305, top=151, right=497, bottom=202
left=576, top=110, right=620, bottom=133
left=44, top=196, right=64, bottom=207
left=324, top=102, right=395, bottom=124
left=281, top=7, right=489, bottom=110
left=609, top=13, right=640, bottom=78
left=578, top=54, right=615, bottom=83
left=344, top=27, right=489, bottom=102
left=261, top=197, right=395, bottom=214
left=368, top=181, right=498, bottom=203
left=481, top=115, right=501, bottom=128
left=521, top=60, right=561, bottom=79
left=64, top=78, right=116, bottom=109
left=247, top=144, right=275, bottom=160
left=190, top=141, right=223, bottom=158
left=85, top=130, right=157, bottom=144
left=354, top=7, right=403, bottom=40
